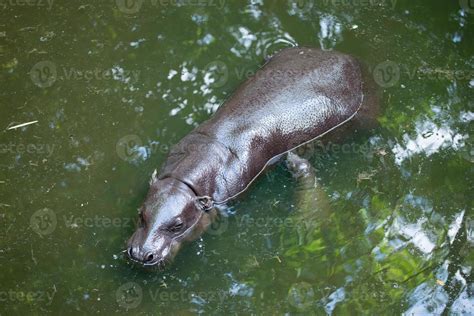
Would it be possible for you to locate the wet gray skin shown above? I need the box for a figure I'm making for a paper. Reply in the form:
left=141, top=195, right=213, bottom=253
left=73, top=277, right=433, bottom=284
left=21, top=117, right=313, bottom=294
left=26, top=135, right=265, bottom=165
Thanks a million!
left=126, top=47, right=378, bottom=268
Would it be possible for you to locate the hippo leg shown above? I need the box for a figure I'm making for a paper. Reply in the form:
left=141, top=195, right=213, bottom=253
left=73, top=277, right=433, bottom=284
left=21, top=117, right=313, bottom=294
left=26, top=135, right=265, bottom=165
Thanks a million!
left=285, top=152, right=316, bottom=189
left=285, top=151, right=333, bottom=245
left=285, top=151, right=332, bottom=211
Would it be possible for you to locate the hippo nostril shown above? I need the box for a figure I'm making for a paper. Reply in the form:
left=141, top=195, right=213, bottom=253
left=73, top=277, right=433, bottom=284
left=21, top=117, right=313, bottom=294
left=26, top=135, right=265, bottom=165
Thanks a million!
left=127, top=247, right=134, bottom=259
left=144, top=252, right=155, bottom=264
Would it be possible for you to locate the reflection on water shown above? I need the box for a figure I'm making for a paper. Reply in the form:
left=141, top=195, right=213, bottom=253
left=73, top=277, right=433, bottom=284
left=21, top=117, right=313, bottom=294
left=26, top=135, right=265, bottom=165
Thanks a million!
left=318, top=14, right=343, bottom=51
left=230, top=26, right=258, bottom=57
left=392, top=117, right=467, bottom=165
left=0, top=0, right=472, bottom=315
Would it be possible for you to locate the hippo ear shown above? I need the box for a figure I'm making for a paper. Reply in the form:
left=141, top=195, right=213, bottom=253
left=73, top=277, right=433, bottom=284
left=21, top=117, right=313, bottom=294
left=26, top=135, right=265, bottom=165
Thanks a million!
left=196, top=196, right=214, bottom=212
left=149, top=169, right=158, bottom=186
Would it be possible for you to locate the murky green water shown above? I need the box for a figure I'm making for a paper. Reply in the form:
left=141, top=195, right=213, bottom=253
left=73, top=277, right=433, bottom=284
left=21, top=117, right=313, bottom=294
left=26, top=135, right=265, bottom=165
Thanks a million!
left=1, top=0, right=473, bottom=314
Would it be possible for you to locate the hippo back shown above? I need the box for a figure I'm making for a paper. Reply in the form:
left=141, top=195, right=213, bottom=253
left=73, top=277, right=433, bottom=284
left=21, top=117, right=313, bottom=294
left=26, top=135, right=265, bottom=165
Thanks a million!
left=161, top=47, right=364, bottom=202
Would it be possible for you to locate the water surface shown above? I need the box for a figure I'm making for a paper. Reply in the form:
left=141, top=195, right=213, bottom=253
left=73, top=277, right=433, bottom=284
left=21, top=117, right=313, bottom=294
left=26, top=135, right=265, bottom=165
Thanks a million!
left=0, top=0, right=473, bottom=314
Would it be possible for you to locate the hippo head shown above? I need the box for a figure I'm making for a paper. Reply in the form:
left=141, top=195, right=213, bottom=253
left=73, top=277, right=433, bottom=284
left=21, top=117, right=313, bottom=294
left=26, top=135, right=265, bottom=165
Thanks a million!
left=126, top=173, right=215, bottom=269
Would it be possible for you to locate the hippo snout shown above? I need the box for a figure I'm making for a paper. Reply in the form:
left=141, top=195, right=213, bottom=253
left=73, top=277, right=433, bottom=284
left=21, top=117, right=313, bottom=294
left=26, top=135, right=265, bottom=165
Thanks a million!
left=127, top=246, right=161, bottom=266
left=126, top=227, right=179, bottom=268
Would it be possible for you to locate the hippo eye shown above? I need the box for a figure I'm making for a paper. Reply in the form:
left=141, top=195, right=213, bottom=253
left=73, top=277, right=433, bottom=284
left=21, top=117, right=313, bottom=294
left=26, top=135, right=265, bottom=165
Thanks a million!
left=167, top=221, right=184, bottom=233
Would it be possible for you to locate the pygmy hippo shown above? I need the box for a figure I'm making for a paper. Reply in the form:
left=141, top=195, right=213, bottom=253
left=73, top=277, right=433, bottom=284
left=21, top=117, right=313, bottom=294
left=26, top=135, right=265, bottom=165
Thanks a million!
left=126, top=47, right=378, bottom=268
